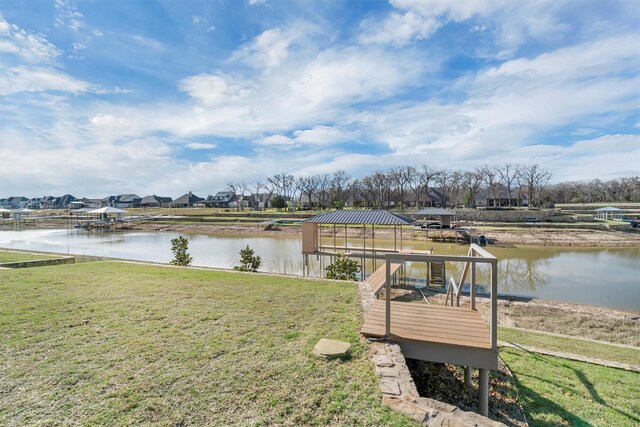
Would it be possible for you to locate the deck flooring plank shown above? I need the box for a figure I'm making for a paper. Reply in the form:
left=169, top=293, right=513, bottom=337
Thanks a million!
left=361, top=300, right=492, bottom=350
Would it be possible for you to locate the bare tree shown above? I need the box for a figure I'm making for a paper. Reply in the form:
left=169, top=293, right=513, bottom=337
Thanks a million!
left=252, top=181, right=264, bottom=210
left=519, top=164, right=552, bottom=207
left=391, top=166, right=413, bottom=209
left=481, top=165, right=500, bottom=207
left=435, top=169, right=452, bottom=207
left=330, top=170, right=350, bottom=206
left=298, top=175, right=320, bottom=209
left=462, top=169, right=484, bottom=208
left=317, top=173, right=331, bottom=209
left=226, top=181, right=241, bottom=212
left=268, top=172, right=296, bottom=203
left=238, top=181, right=250, bottom=211
left=496, top=163, right=521, bottom=207
left=419, top=165, right=440, bottom=208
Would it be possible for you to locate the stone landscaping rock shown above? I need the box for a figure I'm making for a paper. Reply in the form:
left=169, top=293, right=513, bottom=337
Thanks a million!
left=312, top=338, right=351, bottom=359
left=373, top=354, right=394, bottom=367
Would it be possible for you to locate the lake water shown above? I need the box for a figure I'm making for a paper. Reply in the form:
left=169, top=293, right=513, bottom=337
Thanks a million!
left=0, top=228, right=638, bottom=311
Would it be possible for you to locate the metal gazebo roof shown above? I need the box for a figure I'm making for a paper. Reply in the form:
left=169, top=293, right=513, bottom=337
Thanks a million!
left=415, top=208, right=457, bottom=216
left=594, top=207, right=624, bottom=212
left=305, top=210, right=414, bottom=225
left=87, top=207, right=127, bottom=214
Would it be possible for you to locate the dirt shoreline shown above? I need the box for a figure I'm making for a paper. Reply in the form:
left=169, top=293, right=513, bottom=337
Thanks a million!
left=111, top=221, right=640, bottom=247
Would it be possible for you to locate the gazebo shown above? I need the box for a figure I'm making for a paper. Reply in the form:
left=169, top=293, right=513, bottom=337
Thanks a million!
left=594, top=207, right=624, bottom=221
left=87, top=206, right=127, bottom=221
left=301, top=210, right=416, bottom=277
left=415, top=207, right=457, bottom=227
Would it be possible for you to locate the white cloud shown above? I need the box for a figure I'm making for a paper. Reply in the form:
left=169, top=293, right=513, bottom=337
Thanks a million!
left=255, top=134, right=295, bottom=146
left=0, top=66, right=90, bottom=95
left=231, top=28, right=295, bottom=69
left=247, top=0, right=266, bottom=5
left=360, top=10, right=441, bottom=46
left=186, top=142, right=217, bottom=150
left=0, top=17, right=61, bottom=63
left=293, top=125, right=353, bottom=145
left=363, top=0, right=568, bottom=52
left=290, top=47, right=423, bottom=107
left=178, top=73, right=253, bottom=106
left=54, top=0, right=85, bottom=31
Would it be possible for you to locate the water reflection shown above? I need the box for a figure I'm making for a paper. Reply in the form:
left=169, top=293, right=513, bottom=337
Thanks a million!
left=0, top=229, right=638, bottom=310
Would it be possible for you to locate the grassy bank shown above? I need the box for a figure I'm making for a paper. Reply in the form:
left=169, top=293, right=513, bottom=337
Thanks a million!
left=0, top=250, right=59, bottom=263
left=501, top=348, right=639, bottom=426
left=0, top=262, right=415, bottom=426
left=499, top=327, right=640, bottom=366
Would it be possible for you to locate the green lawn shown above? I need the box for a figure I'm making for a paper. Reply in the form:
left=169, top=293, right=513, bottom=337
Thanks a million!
left=0, top=262, right=416, bottom=426
left=499, top=327, right=640, bottom=366
left=501, top=348, right=639, bottom=426
left=0, top=250, right=59, bottom=263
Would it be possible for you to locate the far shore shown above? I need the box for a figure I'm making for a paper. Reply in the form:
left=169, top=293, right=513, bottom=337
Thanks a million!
left=109, top=220, right=640, bottom=247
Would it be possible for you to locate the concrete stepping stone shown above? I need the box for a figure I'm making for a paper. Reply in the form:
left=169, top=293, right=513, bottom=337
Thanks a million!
left=312, top=338, right=351, bottom=359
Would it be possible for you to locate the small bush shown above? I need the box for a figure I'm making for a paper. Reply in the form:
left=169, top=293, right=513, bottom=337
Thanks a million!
left=170, top=235, right=193, bottom=266
left=325, top=253, right=359, bottom=281
left=234, top=245, right=262, bottom=272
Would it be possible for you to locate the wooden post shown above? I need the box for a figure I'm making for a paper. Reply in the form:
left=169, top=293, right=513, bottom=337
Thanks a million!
left=471, top=260, right=476, bottom=310
left=385, top=258, right=391, bottom=338
left=333, top=224, right=336, bottom=250
left=394, top=225, right=397, bottom=251
left=465, top=367, right=473, bottom=387
left=491, top=259, right=498, bottom=350
left=344, top=224, right=347, bottom=251
left=479, top=369, right=489, bottom=417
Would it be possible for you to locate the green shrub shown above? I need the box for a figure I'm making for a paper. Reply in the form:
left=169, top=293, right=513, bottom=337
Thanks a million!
left=170, top=235, right=193, bottom=266
left=234, top=245, right=262, bottom=272
left=325, top=253, right=359, bottom=281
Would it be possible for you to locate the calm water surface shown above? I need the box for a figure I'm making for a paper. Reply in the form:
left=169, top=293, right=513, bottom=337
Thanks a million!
left=0, top=229, right=638, bottom=310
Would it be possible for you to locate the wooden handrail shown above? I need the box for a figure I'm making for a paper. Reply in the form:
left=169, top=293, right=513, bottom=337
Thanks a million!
left=384, top=245, right=498, bottom=351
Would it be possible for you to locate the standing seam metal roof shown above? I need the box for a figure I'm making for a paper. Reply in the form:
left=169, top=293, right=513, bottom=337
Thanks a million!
left=304, top=210, right=414, bottom=225
left=415, top=208, right=457, bottom=216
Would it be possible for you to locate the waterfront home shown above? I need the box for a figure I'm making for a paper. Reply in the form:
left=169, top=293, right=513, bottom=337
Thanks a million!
left=207, top=191, right=236, bottom=208
left=1, top=196, right=30, bottom=209
left=140, top=195, right=173, bottom=208
left=171, top=191, right=204, bottom=208
left=102, top=194, right=142, bottom=209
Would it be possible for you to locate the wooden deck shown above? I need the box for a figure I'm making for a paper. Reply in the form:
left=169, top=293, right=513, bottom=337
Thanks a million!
left=364, top=263, right=402, bottom=295
left=362, top=300, right=497, bottom=369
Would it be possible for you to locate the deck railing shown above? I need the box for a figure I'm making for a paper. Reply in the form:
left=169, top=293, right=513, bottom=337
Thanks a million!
left=384, top=244, right=498, bottom=351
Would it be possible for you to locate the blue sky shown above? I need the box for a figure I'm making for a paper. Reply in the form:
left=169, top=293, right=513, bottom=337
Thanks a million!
left=0, top=0, right=638, bottom=197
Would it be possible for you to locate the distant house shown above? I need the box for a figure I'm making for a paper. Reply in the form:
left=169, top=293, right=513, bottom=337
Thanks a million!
left=476, top=187, right=528, bottom=208
left=71, top=198, right=102, bottom=209
left=171, top=191, right=204, bottom=208
left=251, top=193, right=274, bottom=210
left=103, top=194, right=142, bottom=209
left=1, top=196, right=30, bottom=209
left=140, top=195, right=173, bottom=208
left=207, top=191, right=237, bottom=208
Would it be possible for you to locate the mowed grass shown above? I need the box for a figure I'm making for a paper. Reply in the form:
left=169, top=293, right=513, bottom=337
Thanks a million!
left=501, top=348, right=640, bottom=426
left=0, top=250, right=59, bottom=263
left=499, top=327, right=640, bottom=366
left=0, top=262, right=416, bottom=426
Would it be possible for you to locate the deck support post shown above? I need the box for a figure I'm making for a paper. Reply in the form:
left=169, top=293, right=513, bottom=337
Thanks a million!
left=385, top=258, right=391, bottom=338
left=464, top=366, right=473, bottom=387
left=479, top=368, right=489, bottom=417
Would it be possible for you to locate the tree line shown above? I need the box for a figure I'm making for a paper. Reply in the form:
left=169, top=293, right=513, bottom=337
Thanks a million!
left=224, top=164, right=639, bottom=210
